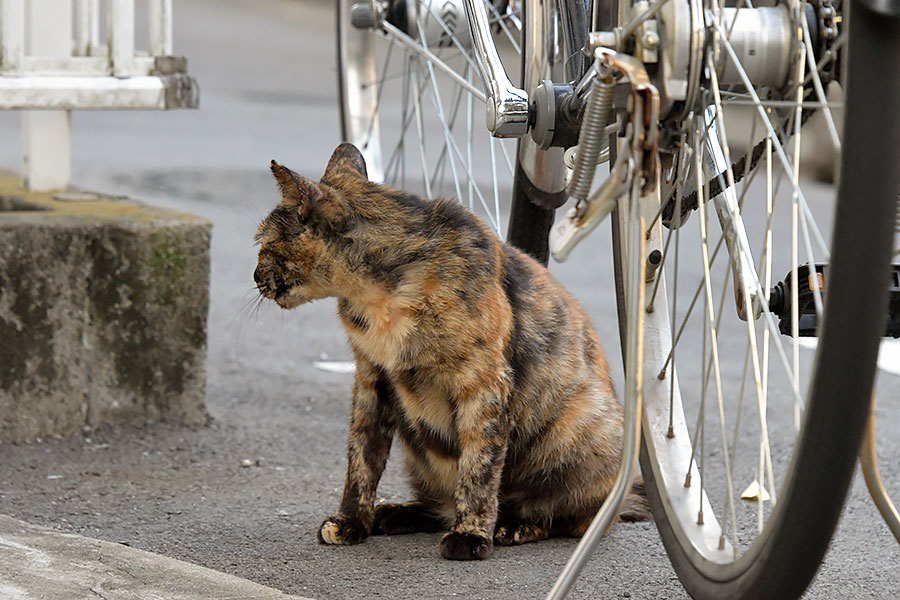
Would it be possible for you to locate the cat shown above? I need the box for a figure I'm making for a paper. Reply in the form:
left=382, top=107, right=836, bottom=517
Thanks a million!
left=254, top=143, right=649, bottom=560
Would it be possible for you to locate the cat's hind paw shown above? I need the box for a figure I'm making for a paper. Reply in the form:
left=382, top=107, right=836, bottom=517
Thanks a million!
left=494, top=522, right=551, bottom=546
left=372, top=502, right=446, bottom=535
left=317, top=516, right=369, bottom=545
left=439, top=531, right=494, bottom=560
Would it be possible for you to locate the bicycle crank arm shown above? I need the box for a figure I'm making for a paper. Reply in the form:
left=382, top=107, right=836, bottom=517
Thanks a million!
left=460, top=0, right=530, bottom=137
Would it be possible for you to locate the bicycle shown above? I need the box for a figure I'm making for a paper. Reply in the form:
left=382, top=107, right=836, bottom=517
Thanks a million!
left=335, top=1, right=900, bottom=598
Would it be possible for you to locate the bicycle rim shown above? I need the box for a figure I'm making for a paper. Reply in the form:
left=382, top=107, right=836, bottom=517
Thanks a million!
left=336, top=0, right=523, bottom=238
left=611, top=1, right=899, bottom=597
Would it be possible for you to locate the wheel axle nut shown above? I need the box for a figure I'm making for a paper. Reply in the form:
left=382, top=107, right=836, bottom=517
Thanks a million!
left=642, top=30, right=661, bottom=50
left=350, top=2, right=380, bottom=29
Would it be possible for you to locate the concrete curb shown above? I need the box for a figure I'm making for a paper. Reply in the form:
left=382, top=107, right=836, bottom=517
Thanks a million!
left=0, top=515, right=312, bottom=600
left=0, top=174, right=211, bottom=442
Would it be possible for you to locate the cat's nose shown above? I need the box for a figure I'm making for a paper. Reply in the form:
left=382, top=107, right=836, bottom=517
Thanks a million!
left=253, top=267, right=262, bottom=286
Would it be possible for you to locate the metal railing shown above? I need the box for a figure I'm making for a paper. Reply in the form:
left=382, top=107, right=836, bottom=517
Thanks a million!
left=0, top=0, right=197, bottom=109
left=0, top=0, right=198, bottom=190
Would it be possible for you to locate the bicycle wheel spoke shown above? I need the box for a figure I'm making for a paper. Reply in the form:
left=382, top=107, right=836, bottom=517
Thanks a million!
left=420, top=49, right=465, bottom=205
left=660, top=145, right=766, bottom=380
left=698, top=192, right=740, bottom=554
left=490, top=136, right=502, bottom=238
left=693, top=158, right=746, bottom=550
left=421, top=0, right=485, bottom=82
left=381, top=22, right=487, bottom=102
left=801, top=12, right=840, bottom=150
left=787, top=33, right=826, bottom=323
left=428, top=61, right=469, bottom=191
left=409, top=61, right=434, bottom=199
left=788, top=43, right=806, bottom=430
left=762, top=133, right=774, bottom=414
left=669, top=211, right=680, bottom=438
left=705, top=60, right=806, bottom=411
left=708, top=59, right=787, bottom=512
left=729, top=343, right=751, bottom=481
left=482, top=0, right=521, bottom=52
left=684, top=126, right=708, bottom=513
left=424, top=89, right=499, bottom=230
left=498, top=138, right=515, bottom=177
left=360, top=40, right=396, bottom=151
left=660, top=232, right=727, bottom=377
left=385, top=58, right=430, bottom=183
left=719, top=98, right=839, bottom=110
left=371, top=31, right=469, bottom=90
left=467, top=65, right=475, bottom=211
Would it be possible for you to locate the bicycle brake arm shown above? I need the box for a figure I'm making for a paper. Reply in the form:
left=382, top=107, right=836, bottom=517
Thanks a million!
left=550, top=152, right=630, bottom=262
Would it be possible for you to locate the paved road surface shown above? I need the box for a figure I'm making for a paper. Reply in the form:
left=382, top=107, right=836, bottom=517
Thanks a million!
left=0, top=1, right=897, bottom=598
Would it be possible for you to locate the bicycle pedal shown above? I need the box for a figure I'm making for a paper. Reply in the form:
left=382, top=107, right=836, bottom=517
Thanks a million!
left=768, top=263, right=900, bottom=337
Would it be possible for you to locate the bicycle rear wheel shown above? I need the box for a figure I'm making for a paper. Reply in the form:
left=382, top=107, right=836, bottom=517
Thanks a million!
left=336, top=0, right=580, bottom=264
left=611, top=1, right=899, bottom=598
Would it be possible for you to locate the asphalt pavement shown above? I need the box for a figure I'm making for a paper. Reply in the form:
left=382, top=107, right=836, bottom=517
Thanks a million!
left=0, top=1, right=897, bottom=599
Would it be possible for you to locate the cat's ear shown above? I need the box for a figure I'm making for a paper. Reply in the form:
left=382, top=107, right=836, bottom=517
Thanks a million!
left=270, top=160, right=321, bottom=215
left=323, top=143, right=368, bottom=181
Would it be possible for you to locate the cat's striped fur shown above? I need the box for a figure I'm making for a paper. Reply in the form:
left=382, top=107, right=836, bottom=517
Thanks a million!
left=254, top=143, right=649, bottom=560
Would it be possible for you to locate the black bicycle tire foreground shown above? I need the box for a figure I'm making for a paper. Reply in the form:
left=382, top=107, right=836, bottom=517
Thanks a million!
left=619, top=2, right=900, bottom=597
left=506, top=157, right=561, bottom=265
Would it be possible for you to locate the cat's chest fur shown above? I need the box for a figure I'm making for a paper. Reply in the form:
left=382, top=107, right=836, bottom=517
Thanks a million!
left=339, top=297, right=416, bottom=371
left=336, top=284, right=485, bottom=442
left=337, top=289, right=430, bottom=373
left=336, top=270, right=474, bottom=372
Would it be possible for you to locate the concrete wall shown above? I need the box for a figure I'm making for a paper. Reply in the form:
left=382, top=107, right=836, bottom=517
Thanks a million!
left=0, top=175, right=210, bottom=441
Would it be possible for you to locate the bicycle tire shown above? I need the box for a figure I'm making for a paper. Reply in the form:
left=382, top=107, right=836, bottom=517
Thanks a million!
left=506, top=158, right=562, bottom=265
left=611, top=3, right=899, bottom=598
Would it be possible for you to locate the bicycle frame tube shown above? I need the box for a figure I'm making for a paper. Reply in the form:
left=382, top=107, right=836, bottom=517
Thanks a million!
left=462, top=0, right=591, bottom=143
left=461, top=0, right=530, bottom=136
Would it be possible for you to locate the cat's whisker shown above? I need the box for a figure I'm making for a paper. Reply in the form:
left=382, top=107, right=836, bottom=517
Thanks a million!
left=231, top=293, right=271, bottom=353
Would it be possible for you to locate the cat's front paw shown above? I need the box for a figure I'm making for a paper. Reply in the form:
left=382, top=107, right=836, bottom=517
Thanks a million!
left=317, top=516, right=369, bottom=545
left=439, top=531, right=494, bottom=560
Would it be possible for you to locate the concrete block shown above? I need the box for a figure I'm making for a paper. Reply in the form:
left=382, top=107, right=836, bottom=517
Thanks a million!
left=0, top=175, right=210, bottom=442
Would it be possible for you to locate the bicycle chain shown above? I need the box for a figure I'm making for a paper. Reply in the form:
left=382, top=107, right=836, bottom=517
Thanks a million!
left=661, top=101, right=817, bottom=226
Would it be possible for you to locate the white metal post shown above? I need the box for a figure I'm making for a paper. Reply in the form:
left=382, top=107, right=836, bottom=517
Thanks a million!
left=109, top=0, right=136, bottom=77
left=21, top=0, right=72, bottom=190
left=74, top=0, right=100, bottom=56
left=149, top=0, right=173, bottom=56
left=0, top=0, right=25, bottom=72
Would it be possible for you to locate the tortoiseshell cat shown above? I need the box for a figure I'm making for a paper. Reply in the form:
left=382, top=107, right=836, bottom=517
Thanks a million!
left=254, top=143, right=649, bottom=560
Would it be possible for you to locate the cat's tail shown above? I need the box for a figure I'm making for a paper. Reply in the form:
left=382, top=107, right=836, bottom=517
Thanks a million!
left=618, top=477, right=653, bottom=522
